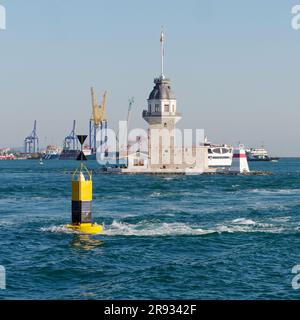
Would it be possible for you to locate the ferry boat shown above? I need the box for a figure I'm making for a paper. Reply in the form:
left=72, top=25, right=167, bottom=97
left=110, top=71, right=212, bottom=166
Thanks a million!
left=59, top=149, right=80, bottom=160
left=59, top=145, right=93, bottom=160
left=246, top=147, right=279, bottom=162
left=43, top=145, right=61, bottom=160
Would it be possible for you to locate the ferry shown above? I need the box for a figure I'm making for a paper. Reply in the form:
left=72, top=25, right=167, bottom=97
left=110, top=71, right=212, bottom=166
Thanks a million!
left=246, top=147, right=279, bottom=162
left=43, top=145, right=61, bottom=160
left=59, top=145, right=94, bottom=160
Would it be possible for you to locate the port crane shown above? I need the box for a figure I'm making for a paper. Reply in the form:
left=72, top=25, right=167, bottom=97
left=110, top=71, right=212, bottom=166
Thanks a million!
left=64, top=120, right=78, bottom=150
left=24, top=120, right=39, bottom=154
left=126, top=97, right=135, bottom=131
left=115, top=97, right=135, bottom=166
left=89, top=88, right=108, bottom=158
left=116, top=97, right=135, bottom=145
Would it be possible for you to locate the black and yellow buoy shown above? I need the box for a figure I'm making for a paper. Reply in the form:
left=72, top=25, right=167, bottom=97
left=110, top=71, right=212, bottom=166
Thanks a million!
left=66, top=135, right=103, bottom=235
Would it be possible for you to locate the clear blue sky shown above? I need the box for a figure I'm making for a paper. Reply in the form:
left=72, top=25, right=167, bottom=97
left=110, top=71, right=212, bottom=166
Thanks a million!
left=0, top=0, right=299, bottom=156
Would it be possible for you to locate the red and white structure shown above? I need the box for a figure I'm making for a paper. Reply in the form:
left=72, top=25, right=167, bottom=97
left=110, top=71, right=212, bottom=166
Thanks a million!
left=229, top=146, right=250, bottom=173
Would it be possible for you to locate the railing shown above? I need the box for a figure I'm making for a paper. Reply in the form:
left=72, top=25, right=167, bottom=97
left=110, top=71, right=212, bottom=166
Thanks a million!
left=142, top=110, right=182, bottom=117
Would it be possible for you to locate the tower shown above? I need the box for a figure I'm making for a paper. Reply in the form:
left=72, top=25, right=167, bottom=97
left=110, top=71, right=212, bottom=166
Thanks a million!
left=142, top=29, right=181, bottom=170
left=122, top=29, right=209, bottom=174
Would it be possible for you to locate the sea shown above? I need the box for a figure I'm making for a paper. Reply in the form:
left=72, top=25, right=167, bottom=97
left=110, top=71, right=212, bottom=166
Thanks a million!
left=0, top=159, right=300, bottom=300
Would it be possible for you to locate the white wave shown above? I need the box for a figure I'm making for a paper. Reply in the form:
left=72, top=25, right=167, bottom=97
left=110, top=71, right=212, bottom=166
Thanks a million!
left=102, top=219, right=284, bottom=237
left=216, top=225, right=250, bottom=233
left=0, top=220, right=14, bottom=226
left=163, top=177, right=176, bottom=181
left=232, top=218, right=256, bottom=225
left=40, top=225, right=78, bottom=234
left=150, top=192, right=161, bottom=198
left=270, top=216, right=291, bottom=223
left=230, top=218, right=283, bottom=232
left=249, top=189, right=300, bottom=195
left=39, top=218, right=286, bottom=237
left=216, top=222, right=282, bottom=234
left=102, top=220, right=214, bottom=237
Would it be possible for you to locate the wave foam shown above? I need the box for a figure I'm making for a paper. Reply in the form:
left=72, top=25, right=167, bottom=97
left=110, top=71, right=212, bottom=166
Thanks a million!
left=40, top=225, right=78, bottom=234
left=102, top=219, right=283, bottom=237
left=150, top=192, right=161, bottom=198
left=40, top=217, right=287, bottom=237
left=102, top=220, right=213, bottom=237
left=232, top=218, right=256, bottom=225
left=249, top=188, right=300, bottom=195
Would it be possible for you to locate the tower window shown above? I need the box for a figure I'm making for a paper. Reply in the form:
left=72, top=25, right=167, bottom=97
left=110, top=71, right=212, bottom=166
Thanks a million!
left=164, top=104, right=170, bottom=112
left=155, top=104, right=160, bottom=112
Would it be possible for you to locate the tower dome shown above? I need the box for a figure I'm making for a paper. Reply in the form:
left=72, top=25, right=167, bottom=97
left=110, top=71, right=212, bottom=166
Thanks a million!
left=149, top=77, right=176, bottom=100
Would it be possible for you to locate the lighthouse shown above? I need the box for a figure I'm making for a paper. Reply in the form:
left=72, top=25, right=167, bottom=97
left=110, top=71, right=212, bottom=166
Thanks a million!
left=143, top=29, right=182, bottom=170
left=122, top=30, right=209, bottom=174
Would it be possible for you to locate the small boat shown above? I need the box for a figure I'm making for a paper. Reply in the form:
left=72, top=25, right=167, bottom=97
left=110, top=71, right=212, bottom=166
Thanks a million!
left=39, top=158, right=44, bottom=165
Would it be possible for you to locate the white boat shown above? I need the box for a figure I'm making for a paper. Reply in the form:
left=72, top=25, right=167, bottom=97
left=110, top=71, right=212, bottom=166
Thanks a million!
left=204, top=138, right=233, bottom=168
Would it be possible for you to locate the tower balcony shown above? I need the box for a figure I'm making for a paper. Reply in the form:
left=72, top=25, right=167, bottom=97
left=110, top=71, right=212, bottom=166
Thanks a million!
left=142, top=110, right=182, bottom=118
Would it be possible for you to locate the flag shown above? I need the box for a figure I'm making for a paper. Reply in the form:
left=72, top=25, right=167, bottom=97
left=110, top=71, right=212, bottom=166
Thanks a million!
left=160, top=31, right=164, bottom=43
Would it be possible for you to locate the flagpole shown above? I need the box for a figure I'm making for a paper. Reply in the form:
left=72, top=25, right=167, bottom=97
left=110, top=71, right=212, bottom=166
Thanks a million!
left=160, top=27, right=164, bottom=79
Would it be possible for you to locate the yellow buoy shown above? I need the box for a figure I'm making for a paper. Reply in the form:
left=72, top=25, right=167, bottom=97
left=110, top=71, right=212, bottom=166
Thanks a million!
left=66, top=135, right=103, bottom=235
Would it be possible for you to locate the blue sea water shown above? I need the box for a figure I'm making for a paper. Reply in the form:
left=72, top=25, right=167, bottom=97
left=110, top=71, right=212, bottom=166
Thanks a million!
left=1, top=159, right=300, bottom=300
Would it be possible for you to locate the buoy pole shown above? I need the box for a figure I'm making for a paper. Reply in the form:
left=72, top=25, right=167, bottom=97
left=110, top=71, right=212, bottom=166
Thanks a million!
left=66, top=135, right=103, bottom=234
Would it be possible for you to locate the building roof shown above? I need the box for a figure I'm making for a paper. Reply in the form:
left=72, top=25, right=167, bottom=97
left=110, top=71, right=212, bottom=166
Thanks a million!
left=148, top=77, right=176, bottom=100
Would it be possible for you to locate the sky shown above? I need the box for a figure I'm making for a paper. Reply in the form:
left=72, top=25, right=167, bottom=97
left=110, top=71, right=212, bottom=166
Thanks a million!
left=0, top=0, right=300, bottom=156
